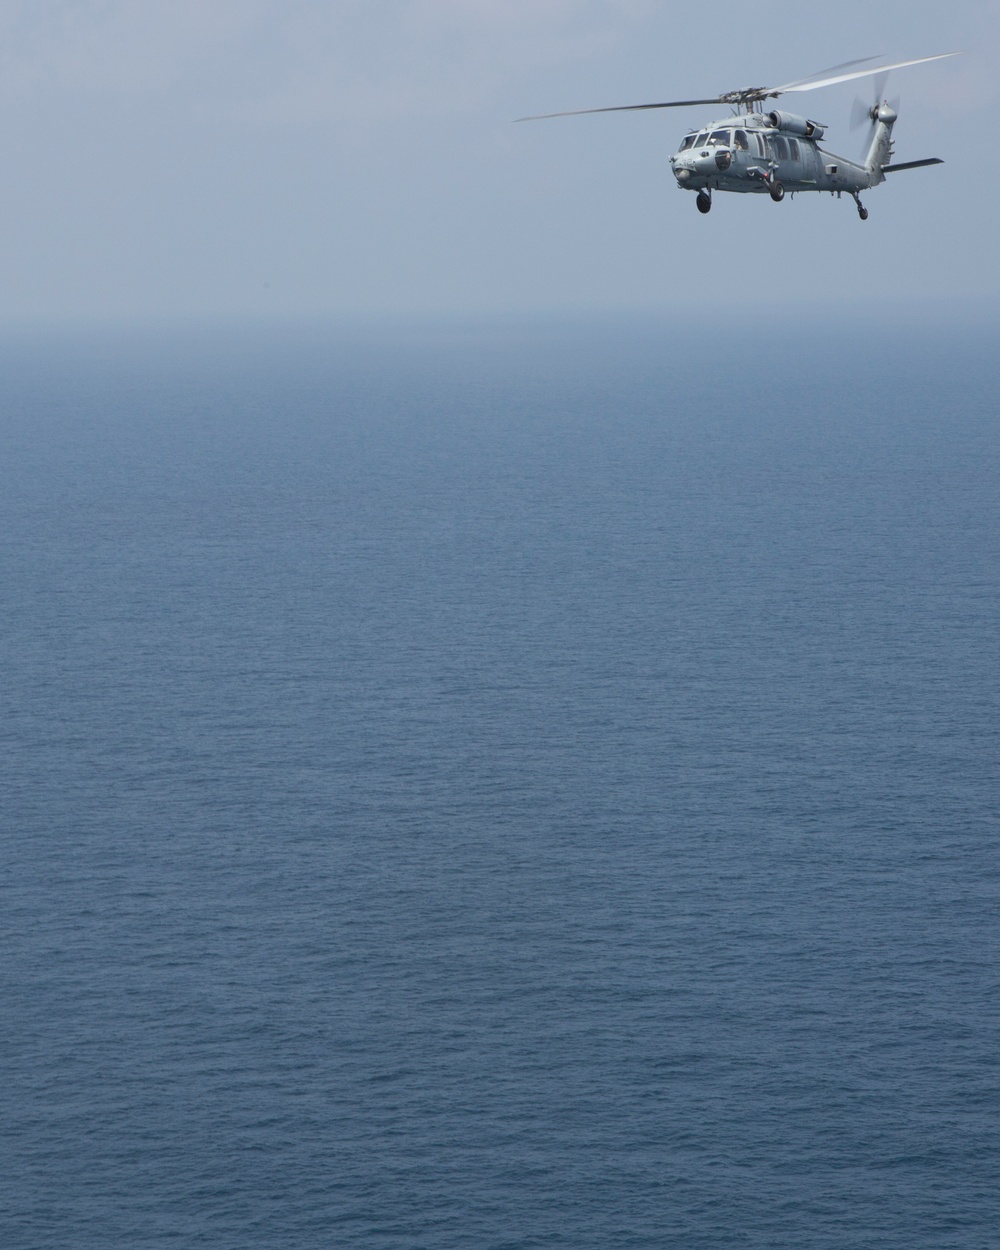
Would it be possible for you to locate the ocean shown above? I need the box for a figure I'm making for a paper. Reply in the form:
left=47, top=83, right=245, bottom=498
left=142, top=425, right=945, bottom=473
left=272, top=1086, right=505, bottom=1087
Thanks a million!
left=2, top=312, right=998, bottom=1248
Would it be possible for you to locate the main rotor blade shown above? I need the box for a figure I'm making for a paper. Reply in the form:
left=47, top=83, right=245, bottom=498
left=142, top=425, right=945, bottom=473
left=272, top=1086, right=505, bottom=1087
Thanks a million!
left=515, top=98, right=726, bottom=122
left=773, top=52, right=960, bottom=95
left=515, top=52, right=961, bottom=123
left=512, top=60, right=884, bottom=121
left=776, top=55, right=885, bottom=92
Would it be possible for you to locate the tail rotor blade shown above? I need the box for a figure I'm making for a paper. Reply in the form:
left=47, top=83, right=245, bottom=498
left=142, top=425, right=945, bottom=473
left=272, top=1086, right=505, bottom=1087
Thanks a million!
left=850, top=95, right=872, bottom=130
left=852, top=66, right=891, bottom=138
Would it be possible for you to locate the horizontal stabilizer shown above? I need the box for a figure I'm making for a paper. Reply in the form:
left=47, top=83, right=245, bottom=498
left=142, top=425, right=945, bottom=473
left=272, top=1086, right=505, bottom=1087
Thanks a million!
left=882, top=158, right=944, bottom=172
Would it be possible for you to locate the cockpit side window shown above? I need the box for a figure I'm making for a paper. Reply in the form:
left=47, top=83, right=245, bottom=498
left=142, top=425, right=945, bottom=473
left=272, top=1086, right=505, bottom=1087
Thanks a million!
left=709, top=129, right=730, bottom=146
left=733, top=130, right=749, bottom=151
left=678, top=134, right=696, bottom=151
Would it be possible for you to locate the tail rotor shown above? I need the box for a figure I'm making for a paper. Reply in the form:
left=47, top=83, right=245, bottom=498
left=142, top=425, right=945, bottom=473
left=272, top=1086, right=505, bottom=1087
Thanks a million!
left=851, top=70, right=897, bottom=158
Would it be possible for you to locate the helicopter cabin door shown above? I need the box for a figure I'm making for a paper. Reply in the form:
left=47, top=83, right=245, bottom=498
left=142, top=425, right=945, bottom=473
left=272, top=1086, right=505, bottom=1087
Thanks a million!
left=768, top=134, right=807, bottom=186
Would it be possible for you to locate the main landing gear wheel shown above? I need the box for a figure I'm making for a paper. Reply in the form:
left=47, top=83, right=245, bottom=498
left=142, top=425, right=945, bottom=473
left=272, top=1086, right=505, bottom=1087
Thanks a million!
left=769, top=180, right=785, bottom=203
left=696, top=190, right=712, bottom=214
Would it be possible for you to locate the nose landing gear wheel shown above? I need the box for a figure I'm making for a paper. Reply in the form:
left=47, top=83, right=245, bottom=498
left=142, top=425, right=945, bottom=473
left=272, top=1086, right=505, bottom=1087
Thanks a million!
left=769, top=181, right=785, bottom=203
left=696, top=190, right=712, bottom=214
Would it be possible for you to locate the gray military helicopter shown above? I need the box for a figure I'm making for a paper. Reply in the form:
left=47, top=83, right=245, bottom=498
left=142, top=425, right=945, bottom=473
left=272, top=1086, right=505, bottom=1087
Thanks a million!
left=517, top=53, right=959, bottom=220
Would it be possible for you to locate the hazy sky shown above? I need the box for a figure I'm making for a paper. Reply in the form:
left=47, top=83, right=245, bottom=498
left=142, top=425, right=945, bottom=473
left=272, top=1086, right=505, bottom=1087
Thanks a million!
left=0, top=0, right=995, bottom=321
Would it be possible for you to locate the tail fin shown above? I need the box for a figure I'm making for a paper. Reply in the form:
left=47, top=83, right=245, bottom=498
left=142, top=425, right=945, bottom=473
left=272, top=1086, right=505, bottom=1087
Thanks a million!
left=865, top=103, right=897, bottom=185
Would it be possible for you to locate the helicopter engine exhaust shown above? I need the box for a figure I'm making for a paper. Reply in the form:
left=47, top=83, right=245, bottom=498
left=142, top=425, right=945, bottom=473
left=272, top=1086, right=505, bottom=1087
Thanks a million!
left=766, top=110, right=825, bottom=139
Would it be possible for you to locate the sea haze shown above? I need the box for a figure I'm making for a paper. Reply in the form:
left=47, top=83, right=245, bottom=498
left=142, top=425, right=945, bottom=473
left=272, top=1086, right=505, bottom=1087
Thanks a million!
left=2, top=312, right=998, bottom=1249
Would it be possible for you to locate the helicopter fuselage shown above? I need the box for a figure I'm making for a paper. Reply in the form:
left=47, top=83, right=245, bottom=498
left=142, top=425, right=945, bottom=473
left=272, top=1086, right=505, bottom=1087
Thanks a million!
left=670, top=106, right=893, bottom=205
left=517, top=53, right=953, bottom=222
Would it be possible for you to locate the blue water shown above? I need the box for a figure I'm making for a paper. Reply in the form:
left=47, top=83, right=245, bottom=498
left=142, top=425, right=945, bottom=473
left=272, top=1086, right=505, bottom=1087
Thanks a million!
left=2, top=314, right=998, bottom=1249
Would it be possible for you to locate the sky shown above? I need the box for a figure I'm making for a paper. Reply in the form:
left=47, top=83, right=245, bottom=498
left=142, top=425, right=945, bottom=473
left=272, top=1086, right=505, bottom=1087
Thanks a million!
left=0, top=0, right=995, bottom=322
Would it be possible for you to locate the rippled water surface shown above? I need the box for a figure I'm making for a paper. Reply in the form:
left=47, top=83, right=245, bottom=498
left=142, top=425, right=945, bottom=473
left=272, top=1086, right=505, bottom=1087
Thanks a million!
left=3, top=315, right=998, bottom=1248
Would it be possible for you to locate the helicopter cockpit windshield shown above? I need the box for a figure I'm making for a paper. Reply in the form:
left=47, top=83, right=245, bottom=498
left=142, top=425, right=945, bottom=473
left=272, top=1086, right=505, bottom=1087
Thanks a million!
left=678, top=134, right=697, bottom=151
left=708, top=130, right=731, bottom=145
